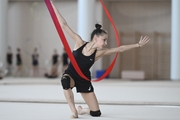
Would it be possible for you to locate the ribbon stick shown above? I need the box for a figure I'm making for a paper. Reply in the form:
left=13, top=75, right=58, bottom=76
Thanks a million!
left=44, top=0, right=120, bottom=82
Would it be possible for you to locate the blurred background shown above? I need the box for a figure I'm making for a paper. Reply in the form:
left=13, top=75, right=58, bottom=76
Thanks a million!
left=1, top=1, right=180, bottom=119
left=0, top=0, right=179, bottom=81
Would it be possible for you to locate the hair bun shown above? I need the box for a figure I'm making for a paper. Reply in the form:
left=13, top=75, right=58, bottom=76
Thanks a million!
left=95, top=24, right=102, bottom=30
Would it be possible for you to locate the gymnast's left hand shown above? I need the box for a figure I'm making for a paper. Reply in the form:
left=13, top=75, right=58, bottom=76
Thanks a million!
left=138, top=36, right=150, bottom=47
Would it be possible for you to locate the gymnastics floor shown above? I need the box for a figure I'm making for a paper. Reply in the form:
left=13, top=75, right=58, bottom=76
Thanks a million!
left=0, top=78, right=180, bottom=120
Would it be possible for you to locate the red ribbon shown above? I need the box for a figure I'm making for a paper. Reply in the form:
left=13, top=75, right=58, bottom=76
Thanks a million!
left=44, top=0, right=120, bottom=82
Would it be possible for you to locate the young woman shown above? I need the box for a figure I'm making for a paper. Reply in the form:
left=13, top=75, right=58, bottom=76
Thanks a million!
left=52, top=49, right=59, bottom=66
left=15, top=48, right=22, bottom=77
left=6, top=46, right=13, bottom=76
left=32, top=47, right=39, bottom=77
left=50, top=1, right=150, bottom=118
left=61, top=48, right=69, bottom=74
left=44, top=49, right=60, bottom=78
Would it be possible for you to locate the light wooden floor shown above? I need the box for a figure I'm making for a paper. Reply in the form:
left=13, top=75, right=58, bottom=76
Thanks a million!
left=0, top=77, right=180, bottom=120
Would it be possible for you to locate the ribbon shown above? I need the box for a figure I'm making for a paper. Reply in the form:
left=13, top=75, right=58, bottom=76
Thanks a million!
left=44, top=0, right=120, bottom=82
left=92, top=0, right=120, bottom=82
left=44, top=0, right=89, bottom=80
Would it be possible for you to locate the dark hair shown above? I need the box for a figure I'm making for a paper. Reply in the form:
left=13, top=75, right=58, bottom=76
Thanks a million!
left=34, top=47, right=37, bottom=51
left=8, top=46, right=11, bottom=50
left=90, top=24, right=107, bottom=41
left=17, top=48, right=20, bottom=52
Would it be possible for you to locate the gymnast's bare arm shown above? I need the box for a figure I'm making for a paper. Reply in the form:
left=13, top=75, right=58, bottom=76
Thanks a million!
left=50, top=1, right=84, bottom=49
left=95, top=36, right=150, bottom=61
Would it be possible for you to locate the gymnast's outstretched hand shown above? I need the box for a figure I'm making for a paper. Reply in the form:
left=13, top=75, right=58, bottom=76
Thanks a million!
left=138, top=36, right=150, bottom=47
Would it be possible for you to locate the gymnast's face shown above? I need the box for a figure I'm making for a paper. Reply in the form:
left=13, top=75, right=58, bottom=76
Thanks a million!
left=96, top=34, right=108, bottom=49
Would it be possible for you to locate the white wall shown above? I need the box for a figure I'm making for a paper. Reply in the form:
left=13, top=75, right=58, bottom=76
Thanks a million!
left=107, top=1, right=171, bottom=78
left=7, top=1, right=103, bottom=77
left=0, top=0, right=8, bottom=69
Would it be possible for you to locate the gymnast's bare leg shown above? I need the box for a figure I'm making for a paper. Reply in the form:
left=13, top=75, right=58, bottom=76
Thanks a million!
left=62, top=74, right=78, bottom=118
left=78, top=92, right=101, bottom=116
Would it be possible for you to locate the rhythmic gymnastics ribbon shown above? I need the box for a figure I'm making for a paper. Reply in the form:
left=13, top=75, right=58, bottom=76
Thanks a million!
left=44, top=0, right=88, bottom=80
left=44, top=0, right=120, bottom=82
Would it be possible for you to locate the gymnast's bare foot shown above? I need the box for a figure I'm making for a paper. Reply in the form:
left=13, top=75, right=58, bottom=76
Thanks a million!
left=77, top=106, right=88, bottom=115
left=77, top=106, right=83, bottom=115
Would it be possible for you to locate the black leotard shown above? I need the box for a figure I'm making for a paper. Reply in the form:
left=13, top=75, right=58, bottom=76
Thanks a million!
left=52, top=54, right=59, bottom=65
left=32, top=54, right=39, bottom=66
left=62, top=52, right=69, bottom=66
left=7, top=53, right=12, bottom=65
left=16, top=54, right=22, bottom=65
left=63, top=43, right=97, bottom=93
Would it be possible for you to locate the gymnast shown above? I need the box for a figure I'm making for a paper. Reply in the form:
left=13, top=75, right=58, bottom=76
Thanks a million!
left=6, top=46, right=13, bottom=76
left=50, top=1, right=150, bottom=118
left=61, top=48, right=69, bottom=74
left=32, top=47, right=39, bottom=77
left=15, top=48, right=23, bottom=77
